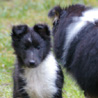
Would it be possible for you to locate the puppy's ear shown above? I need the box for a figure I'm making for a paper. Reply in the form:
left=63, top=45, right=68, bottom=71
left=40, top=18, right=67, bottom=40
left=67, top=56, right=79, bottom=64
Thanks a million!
left=34, top=24, right=50, bottom=39
left=48, top=6, right=62, bottom=24
left=12, top=25, right=28, bottom=37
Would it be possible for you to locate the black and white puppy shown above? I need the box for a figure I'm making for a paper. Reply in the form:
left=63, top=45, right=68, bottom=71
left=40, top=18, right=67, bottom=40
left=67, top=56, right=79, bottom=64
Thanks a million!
left=11, top=24, right=64, bottom=98
left=48, top=4, right=98, bottom=98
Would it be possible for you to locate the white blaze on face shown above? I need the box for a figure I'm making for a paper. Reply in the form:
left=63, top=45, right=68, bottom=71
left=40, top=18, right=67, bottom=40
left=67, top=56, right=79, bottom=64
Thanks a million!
left=27, top=37, right=32, bottom=43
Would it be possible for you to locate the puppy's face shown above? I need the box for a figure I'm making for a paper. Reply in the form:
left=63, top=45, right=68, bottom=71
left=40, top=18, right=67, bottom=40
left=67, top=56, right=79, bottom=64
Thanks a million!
left=11, top=24, right=50, bottom=68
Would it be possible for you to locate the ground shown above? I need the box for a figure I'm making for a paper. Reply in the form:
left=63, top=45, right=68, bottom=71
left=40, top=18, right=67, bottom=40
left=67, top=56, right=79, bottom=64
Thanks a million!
left=0, top=0, right=97, bottom=98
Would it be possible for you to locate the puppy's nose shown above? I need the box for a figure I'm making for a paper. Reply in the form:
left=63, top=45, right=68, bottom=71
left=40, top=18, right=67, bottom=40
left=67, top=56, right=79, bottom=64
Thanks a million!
left=29, top=60, right=35, bottom=65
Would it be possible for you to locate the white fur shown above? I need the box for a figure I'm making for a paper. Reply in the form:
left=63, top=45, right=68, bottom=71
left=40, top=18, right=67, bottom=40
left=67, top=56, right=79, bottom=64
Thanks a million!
left=21, top=52, right=58, bottom=98
left=62, top=8, right=98, bottom=64
left=81, top=8, right=98, bottom=23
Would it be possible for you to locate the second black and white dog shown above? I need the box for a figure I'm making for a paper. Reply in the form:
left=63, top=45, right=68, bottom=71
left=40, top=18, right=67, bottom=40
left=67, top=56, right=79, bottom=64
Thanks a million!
left=48, top=4, right=98, bottom=98
left=11, top=24, right=64, bottom=98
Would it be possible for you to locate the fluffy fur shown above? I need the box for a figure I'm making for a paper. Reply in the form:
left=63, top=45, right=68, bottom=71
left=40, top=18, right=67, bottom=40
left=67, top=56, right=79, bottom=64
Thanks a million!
left=11, top=24, right=64, bottom=98
left=49, top=4, right=98, bottom=98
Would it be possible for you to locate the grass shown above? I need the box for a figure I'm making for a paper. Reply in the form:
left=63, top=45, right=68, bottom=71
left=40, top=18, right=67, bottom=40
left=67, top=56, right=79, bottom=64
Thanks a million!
left=0, top=0, right=97, bottom=98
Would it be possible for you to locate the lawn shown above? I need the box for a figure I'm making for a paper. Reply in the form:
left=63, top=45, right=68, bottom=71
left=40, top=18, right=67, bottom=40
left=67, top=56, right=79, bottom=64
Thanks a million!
left=0, top=0, right=97, bottom=98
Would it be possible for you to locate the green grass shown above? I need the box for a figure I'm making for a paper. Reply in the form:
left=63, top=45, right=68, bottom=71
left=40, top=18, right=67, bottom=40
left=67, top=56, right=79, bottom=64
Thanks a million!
left=0, top=0, right=97, bottom=98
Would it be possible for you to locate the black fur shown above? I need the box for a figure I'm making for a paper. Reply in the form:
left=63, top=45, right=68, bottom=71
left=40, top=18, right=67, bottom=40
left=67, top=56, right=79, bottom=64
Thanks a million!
left=49, top=4, right=90, bottom=61
left=54, top=65, right=64, bottom=98
left=11, top=24, right=64, bottom=98
left=48, top=5, right=62, bottom=19
left=49, top=4, right=98, bottom=98
left=12, top=24, right=51, bottom=68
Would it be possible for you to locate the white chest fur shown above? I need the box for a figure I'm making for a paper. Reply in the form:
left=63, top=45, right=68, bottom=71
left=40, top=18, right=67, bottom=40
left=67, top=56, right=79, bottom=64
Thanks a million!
left=21, top=52, right=58, bottom=98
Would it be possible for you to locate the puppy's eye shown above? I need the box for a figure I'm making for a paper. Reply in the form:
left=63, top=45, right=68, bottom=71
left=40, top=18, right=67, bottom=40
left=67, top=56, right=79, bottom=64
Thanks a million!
left=24, top=46, right=29, bottom=50
left=33, top=42, right=40, bottom=49
left=24, top=43, right=31, bottom=50
left=36, top=46, right=40, bottom=49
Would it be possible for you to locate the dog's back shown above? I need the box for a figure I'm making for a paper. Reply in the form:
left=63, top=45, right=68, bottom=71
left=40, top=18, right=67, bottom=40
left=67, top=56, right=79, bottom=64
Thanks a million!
left=49, top=4, right=98, bottom=98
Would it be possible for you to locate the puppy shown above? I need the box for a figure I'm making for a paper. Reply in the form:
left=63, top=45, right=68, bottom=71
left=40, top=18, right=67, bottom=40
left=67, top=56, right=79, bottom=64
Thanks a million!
left=48, top=4, right=98, bottom=98
left=11, top=24, right=64, bottom=98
